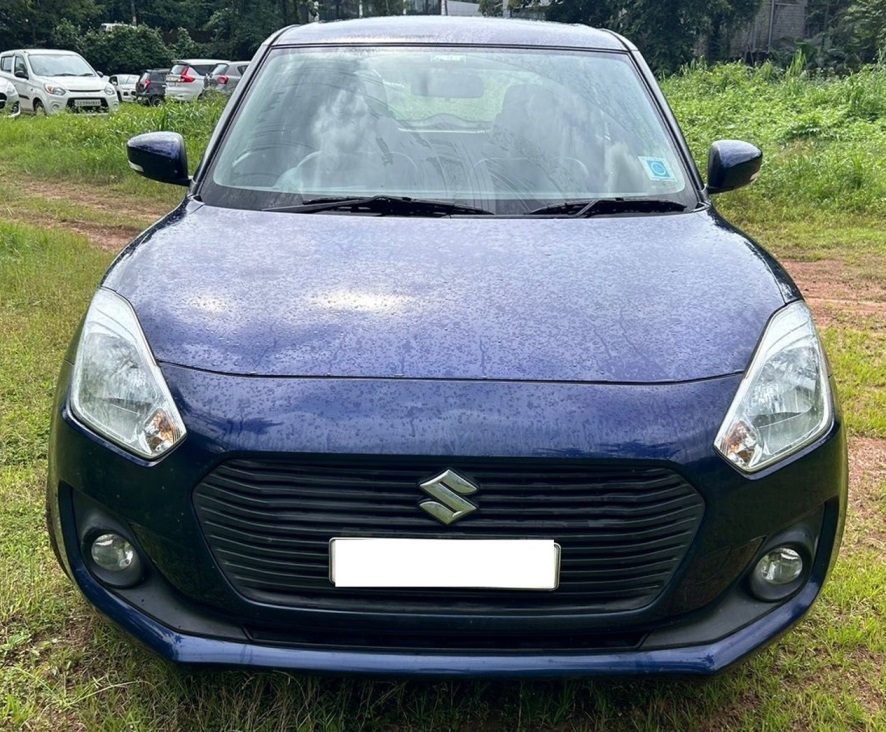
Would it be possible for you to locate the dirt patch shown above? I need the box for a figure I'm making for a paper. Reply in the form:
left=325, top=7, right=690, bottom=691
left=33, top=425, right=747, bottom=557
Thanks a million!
left=5, top=212, right=142, bottom=251
left=59, top=221, right=140, bottom=252
left=844, top=436, right=886, bottom=551
left=781, top=259, right=886, bottom=328
left=20, top=179, right=166, bottom=222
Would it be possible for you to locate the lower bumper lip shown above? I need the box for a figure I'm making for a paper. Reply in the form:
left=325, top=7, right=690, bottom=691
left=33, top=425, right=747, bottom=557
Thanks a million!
left=65, top=550, right=822, bottom=676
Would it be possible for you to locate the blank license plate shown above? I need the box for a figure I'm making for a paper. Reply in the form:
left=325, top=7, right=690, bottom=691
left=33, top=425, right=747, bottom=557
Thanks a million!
left=74, top=99, right=100, bottom=107
left=329, top=538, right=560, bottom=590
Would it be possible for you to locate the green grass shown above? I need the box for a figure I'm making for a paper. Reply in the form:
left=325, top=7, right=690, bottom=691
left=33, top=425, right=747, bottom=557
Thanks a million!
left=1, top=70, right=886, bottom=729
left=0, top=98, right=225, bottom=210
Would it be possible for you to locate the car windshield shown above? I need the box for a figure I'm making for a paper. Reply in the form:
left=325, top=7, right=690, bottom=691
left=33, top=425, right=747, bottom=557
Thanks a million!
left=29, top=53, right=94, bottom=77
left=204, top=46, right=697, bottom=215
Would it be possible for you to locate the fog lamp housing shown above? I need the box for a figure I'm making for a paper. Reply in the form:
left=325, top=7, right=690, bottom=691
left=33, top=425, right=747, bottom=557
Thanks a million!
left=748, top=544, right=809, bottom=602
left=86, top=531, right=144, bottom=588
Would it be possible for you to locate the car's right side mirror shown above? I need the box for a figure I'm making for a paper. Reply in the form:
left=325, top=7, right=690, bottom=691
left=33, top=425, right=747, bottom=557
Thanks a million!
left=14, top=69, right=27, bottom=80
left=127, top=132, right=190, bottom=187
left=706, top=140, right=762, bottom=195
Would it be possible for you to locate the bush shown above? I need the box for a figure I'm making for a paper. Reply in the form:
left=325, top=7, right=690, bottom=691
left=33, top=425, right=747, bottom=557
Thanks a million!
left=51, top=22, right=173, bottom=74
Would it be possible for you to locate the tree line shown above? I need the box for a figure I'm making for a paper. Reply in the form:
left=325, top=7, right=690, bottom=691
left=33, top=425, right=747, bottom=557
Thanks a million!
left=0, top=0, right=881, bottom=74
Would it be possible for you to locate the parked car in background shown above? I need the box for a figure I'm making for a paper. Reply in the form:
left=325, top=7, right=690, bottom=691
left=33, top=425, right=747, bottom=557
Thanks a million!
left=1, top=77, right=20, bottom=116
left=109, top=73, right=139, bottom=102
left=134, top=69, right=169, bottom=106
left=165, top=59, right=227, bottom=102
left=49, top=17, right=847, bottom=677
left=0, top=49, right=119, bottom=115
left=203, top=61, right=250, bottom=95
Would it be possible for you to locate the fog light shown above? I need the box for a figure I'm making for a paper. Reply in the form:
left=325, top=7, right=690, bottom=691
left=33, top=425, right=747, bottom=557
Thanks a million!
left=90, top=532, right=134, bottom=572
left=755, top=547, right=804, bottom=585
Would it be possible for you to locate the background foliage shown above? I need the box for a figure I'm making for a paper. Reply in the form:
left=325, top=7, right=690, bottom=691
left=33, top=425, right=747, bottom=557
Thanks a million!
left=2, top=0, right=886, bottom=74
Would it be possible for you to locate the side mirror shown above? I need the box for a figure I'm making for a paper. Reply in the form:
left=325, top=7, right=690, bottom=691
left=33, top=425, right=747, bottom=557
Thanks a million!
left=14, top=69, right=27, bottom=80
left=706, top=140, right=762, bottom=195
left=127, top=132, right=190, bottom=186
left=109, top=76, right=118, bottom=85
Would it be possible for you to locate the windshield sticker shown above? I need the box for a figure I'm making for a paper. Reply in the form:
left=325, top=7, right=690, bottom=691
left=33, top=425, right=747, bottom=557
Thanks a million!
left=639, top=157, right=677, bottom=182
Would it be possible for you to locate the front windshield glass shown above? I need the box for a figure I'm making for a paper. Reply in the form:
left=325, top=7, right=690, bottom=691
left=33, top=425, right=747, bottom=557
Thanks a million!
left=28, top=53, right=94, bottom=77
left=204, top=46, right=697, bottom=214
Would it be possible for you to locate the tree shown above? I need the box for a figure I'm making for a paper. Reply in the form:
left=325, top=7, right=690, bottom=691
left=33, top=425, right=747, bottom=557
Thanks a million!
left=545, top=0, right=764, bottom=71
left=72, top=24, right=173, bottom=73
left=838, top=0, right=886, bottom=63
left=0, top=0, right=101, bottom=49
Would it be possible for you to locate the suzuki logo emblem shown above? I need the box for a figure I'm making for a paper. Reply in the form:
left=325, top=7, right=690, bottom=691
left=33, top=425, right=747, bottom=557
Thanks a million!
left=418, top=469, right=479, bottom=525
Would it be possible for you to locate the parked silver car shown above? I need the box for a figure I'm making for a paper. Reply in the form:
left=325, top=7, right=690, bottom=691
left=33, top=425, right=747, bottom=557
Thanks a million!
left=165, top=59, right=228, bottom=102
left=203, top=61, right=250, bottom=95
left=0, top=49, right=120, bottom=115
left=110, top=73, right=139, bottom=102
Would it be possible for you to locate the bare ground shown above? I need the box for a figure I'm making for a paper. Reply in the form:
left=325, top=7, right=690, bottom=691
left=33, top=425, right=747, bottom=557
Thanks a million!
left=3, top=176, right=171, bottom=251
left=783, top=259, right=886, bottom=329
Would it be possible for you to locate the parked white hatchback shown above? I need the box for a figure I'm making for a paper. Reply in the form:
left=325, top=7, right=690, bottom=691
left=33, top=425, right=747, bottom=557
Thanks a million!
left=165, top=59, right=228, bottom=102
left=0, top=49, right=119, bottom=115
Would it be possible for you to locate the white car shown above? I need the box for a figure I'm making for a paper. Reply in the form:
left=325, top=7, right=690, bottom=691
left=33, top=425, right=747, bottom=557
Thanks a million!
left=110, top=73, right=139, bottom=102
left=0, top=49, right=120, bottom=115
left=1, top=77, right=20, bottom=117
left=165, top=59, right=228, bottom=102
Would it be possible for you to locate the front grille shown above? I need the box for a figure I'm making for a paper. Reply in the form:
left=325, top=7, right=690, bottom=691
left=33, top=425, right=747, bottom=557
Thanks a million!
left=193, top=457, right=704, bottom=614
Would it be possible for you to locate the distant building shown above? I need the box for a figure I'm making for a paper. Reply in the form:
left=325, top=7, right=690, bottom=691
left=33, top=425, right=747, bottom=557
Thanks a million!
left=446, top=0, right=481, bottom=16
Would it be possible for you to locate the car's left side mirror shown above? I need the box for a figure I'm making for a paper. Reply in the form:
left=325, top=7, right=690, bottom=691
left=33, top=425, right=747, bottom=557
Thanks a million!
left=127, top=132, right=190, bottom=187
left=706, top=140, right=762, bottom=195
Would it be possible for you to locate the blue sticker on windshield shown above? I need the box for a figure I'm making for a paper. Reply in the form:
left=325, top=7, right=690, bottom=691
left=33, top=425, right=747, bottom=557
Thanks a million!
left=639, top=157, right=676, bottom=182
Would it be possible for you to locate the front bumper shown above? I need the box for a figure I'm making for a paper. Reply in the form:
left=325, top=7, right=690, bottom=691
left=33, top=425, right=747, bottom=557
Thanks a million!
left=48, top=362, right=848, bottom=675
left=1, top=93, right=20, bottom=117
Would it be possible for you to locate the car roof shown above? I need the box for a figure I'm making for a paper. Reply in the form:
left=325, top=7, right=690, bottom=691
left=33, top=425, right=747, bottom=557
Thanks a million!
left=273, top=17, right=631, bottom=51
left=4, top=48, right=86, bottom=56
left=173, top=59, right=229, bottom=65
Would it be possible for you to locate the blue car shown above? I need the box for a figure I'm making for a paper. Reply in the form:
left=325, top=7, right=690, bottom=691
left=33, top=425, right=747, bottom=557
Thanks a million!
left=47, top=17, right=847, bottom=676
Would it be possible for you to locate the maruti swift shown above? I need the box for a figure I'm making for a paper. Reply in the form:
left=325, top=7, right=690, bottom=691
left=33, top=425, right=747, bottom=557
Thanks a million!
left=47, top=17, right=847, bottom=676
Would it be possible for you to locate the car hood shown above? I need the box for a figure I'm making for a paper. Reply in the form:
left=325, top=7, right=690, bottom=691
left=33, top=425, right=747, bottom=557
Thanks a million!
left=45, top=75, right=106, bottom=91
left=103, top=204, right=794, bottom=383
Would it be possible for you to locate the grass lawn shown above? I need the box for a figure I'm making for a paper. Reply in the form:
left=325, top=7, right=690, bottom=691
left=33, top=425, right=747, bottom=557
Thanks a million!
left=1, top=66, right=886, bottom=730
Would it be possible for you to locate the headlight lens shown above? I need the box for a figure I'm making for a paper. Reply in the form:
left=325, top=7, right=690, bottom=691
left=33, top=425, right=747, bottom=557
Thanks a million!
left=104, top=84, right=116, bottom=95
left=4, top=81, right=14, bottom=95
left=71, top=289, right=186, bottom=459
left=44, top=83, right=67, bottom=96
left=714, top=301, right=832, bottom=472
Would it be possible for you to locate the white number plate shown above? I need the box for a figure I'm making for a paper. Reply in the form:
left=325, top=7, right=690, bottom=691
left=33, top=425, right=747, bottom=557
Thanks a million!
left=329, top=538, right=560, bottom=590
left=73, top=99, right=100, bottom=107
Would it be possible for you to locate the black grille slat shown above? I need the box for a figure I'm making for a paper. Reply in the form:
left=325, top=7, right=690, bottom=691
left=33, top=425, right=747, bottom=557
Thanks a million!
left=194, top=457, right=704, bottom=613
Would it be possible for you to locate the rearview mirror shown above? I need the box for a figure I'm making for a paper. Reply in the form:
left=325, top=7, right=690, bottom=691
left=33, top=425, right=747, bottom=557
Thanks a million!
left=411, top=71, right=484, bottom=99
left=706, top=140, right=762, bottom=195
left=127, top=132, right=190, bottom=187
left=14, top=69, right=27, bottom=80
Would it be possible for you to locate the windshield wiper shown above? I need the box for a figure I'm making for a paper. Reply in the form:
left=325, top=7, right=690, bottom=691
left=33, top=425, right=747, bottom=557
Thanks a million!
left=263, top=195, right=495, bottom=217
left=526, top=198, right=688, bottom=217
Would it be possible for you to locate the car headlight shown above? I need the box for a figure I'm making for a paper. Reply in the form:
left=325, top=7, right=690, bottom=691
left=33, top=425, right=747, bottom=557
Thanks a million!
left=4, top=81, right=14, bottom=95
left=105, top=85, right=116, bottom=95
left=44, top=83, right=67, bottom=96
left=714, top=301, right=832, bottom=472
left=71, top=289, right=186, bottom=459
